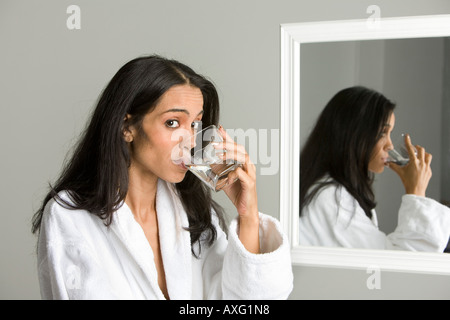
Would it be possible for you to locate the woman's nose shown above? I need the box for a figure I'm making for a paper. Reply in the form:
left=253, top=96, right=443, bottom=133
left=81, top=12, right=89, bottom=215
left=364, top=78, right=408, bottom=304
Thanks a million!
left=181, top=130, right=197, bottom=150
left=386, top=136, right=394, bottom=151
left=177, top=131, right=193, bottom=151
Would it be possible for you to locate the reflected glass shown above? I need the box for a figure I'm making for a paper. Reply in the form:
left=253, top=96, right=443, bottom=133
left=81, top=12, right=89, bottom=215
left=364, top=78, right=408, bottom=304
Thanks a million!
left=299, top=37, right=450, bottom=252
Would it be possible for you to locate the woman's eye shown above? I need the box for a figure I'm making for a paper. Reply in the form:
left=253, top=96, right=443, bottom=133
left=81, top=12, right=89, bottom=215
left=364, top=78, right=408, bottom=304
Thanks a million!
left=165, top=120, right=179, bottom=128
left=191, top=121, right=202, bottom=130
left=378, top=130, right=388, bottom=139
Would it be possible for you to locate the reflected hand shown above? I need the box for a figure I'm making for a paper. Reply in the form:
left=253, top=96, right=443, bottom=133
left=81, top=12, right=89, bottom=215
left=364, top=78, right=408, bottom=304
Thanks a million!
left=389, top=134, right=432, bottom=197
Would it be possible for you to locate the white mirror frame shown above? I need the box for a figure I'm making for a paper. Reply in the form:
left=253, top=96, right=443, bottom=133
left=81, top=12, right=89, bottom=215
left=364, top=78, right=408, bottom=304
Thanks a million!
left=280, top=14, right=450, bottom=275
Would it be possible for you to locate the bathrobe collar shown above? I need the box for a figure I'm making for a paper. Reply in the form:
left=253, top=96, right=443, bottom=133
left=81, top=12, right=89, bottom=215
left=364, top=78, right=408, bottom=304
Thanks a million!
left=110, top=179, right=192, bottom=300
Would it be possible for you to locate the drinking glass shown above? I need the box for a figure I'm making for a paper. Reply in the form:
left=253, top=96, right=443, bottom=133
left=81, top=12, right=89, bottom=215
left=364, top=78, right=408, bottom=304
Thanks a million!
left=185, top=125, right=241, bottom=191
left=387, top=133, right=417, bottom=166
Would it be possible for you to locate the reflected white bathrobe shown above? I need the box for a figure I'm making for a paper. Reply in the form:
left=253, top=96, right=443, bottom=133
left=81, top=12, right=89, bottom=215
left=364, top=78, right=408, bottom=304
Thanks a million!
left=299, top=179, right=450, bottom=251
left=37, top=180, right=293, bottom=300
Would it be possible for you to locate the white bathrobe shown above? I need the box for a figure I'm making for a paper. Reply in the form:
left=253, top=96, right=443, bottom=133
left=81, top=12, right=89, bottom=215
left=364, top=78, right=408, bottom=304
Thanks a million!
left=299, top=179, right=450, bottom=251
left=37, top=179, right=293, bottom=300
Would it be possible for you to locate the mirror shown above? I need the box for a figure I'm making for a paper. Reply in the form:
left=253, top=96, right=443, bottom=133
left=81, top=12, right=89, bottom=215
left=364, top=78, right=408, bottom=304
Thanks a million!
left=280, top=15, right=450, bottom=274
left=301, top=37, right=448, bottom=242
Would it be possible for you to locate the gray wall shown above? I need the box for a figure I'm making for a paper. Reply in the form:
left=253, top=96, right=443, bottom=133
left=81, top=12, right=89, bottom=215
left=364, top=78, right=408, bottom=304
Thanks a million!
left=1, top=0, right=450, bottom=299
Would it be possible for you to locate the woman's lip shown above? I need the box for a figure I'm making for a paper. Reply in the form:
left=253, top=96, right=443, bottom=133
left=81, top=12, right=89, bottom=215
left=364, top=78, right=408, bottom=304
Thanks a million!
left=178, top=162, right=188, bottom=170
left=172, top=154, right=190, bottom=170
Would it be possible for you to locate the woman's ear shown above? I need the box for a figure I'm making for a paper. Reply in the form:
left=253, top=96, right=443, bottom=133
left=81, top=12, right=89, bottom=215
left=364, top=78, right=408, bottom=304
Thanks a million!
left=123, top=114, right=134, bottom=143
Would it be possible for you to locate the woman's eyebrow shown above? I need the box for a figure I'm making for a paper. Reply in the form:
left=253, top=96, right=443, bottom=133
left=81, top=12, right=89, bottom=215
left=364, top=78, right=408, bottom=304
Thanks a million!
left=162, top=108, right=203, bottom=116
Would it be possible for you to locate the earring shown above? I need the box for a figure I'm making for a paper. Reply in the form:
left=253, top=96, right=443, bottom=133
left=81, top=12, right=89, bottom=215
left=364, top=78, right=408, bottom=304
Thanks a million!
left=123, top=132, right=133, bottom=143
left=123, top=114, right=133, bottom=142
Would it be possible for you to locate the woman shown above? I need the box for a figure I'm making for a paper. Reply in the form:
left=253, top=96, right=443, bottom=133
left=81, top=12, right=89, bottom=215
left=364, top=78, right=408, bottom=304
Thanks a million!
left=299, top=86, right=450, bottom=251
left=32, top=55, right=293, bottom=299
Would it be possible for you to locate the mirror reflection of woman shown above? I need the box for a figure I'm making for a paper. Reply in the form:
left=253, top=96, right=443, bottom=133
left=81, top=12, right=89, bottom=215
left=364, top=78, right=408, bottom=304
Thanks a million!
left=31, top=55, right=293, bottom=299
left=299, top=86, right=450, bottom=251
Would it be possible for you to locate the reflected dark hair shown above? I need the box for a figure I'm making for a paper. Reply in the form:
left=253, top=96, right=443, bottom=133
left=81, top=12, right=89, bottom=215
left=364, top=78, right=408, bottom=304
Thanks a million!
left=31, top=55, right=225, bottom=256
left=299, top=86, right=396, bottom=218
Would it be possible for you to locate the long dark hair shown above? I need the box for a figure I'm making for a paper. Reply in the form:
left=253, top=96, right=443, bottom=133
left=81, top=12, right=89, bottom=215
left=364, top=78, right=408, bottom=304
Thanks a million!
left=299, top=86, right=396, bottom=218
left=32, top=55, right=225, bottom=256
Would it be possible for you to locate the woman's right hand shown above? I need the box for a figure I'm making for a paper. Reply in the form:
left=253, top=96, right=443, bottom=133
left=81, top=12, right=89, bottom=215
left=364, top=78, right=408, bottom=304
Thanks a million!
left=389, top=134, right=432, bottom=197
